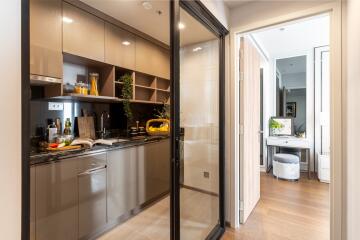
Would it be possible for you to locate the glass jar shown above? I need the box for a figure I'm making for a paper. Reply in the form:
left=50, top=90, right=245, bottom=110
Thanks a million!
left=89, top=73, right=99, bottom=96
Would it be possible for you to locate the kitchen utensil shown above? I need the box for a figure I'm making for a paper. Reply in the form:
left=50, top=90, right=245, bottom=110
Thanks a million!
left=78, top=116, right=96, bottom=139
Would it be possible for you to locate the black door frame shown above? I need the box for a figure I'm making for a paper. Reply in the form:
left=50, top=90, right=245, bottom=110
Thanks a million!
left=21, top=0, right=227, bottom=239
left=21, top=0, right=31, bottom=239
left=170, top=1, right=229, bottom=239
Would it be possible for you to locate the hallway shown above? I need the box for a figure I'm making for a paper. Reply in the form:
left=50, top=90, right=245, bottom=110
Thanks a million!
left=222, top=173, right=330, bottom=240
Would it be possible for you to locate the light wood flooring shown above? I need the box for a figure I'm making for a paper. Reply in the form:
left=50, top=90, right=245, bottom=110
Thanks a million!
left=98, top=188, right=218, bottom=240
left=98, top=173, right=329, bottom=240
left=222, top=173, right=330, bottom=240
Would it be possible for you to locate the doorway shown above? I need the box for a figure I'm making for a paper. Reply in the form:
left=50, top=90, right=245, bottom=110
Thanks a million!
left=234, top=14, right=331, bottom=239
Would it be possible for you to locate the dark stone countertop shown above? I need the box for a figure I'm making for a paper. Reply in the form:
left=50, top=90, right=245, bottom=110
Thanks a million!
left=30, top=136, right=169, bottom=166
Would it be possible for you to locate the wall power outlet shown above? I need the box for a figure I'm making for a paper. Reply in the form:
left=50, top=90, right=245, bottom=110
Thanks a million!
left=203, top=171, right=210, bottom=178
left=48, top=102, right=64, bottom=111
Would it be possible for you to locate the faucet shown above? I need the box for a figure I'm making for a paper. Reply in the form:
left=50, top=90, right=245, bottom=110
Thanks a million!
left=100, top=111, right=110, bottom=139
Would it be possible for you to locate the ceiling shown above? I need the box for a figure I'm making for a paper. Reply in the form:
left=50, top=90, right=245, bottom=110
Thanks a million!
left=223, top=0, right=250, bottom=8
left=277, top=56, right=306, bottom=75
left=251, top=14, right=330, bottom=58
left=81, top=0, right=170, bottom=44
left=180, top=8, right=217, bottom=47
left=80, top=0, right=215, bottom=46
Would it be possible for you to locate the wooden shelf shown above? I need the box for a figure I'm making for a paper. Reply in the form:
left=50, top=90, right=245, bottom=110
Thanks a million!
left=135, top=84, right=156, bottom=90
left=54, top=94, right=122, bottom=103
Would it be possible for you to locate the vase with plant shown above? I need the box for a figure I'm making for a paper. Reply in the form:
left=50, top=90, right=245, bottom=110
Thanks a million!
left=154, top=101, right=170, bottom=120
left=269, top=118, right=284, bottom=135
left=120, top=74, right=133, bottom=120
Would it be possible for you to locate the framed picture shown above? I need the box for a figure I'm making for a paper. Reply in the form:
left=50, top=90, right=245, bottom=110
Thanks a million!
left=286, top=102, right=296, bottom=117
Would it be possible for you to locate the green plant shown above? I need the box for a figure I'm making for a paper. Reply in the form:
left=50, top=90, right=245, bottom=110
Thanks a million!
left=154, top=102, right=170, bottom=119
left=120, top=74, right=133, bottom=120
left=269, top=119, right=284, bottom=129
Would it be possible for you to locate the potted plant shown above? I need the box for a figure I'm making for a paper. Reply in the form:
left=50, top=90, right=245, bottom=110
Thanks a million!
left=120, top=74, right=133, bottom=120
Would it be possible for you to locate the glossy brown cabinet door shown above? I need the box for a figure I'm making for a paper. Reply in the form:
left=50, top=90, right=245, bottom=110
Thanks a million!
left=135, top=37, right=170, bottom=79
left=63, top=2, right=105, bottom=62
left=35, top=159, right=78, bottom=240
left=30, top=0, right=62, bottom=79
left=30, top=167, right=35, bottom=240
left=137, top=140, right=170, bottom=204
left=105, top=23, right=136, bottom=70
left=107, top=148, right=138, bottom=221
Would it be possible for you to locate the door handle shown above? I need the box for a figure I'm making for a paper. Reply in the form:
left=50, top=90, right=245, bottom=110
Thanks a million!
left=78, top=165, right=107, bottom=177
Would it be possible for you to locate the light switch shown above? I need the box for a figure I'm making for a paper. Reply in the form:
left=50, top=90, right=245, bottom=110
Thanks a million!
left=48, top=102, right=64, bottom=111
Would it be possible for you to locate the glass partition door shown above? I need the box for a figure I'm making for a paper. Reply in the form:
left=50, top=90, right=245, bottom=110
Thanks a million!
left=170, top=1, right=228, bottom=239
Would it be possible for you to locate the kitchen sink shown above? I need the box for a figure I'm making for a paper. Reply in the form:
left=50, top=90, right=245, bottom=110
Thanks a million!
left=100, top=138, right=129, bottom=145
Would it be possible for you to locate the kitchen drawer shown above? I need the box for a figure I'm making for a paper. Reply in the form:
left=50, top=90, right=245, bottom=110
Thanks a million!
left=77, top=153, right=107, bottom=173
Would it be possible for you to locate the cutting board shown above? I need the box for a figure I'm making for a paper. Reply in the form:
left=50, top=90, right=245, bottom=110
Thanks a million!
left=77, top=116, right=96, bottom=139
left=47, top=145, right=82, bottom=151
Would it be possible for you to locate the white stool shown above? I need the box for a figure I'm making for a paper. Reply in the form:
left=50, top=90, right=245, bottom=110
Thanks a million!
left=273, top=153, right=300, bottom=180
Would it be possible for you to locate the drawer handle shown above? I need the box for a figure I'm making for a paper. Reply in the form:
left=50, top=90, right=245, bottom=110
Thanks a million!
left=78, top=165, right=107, bottom=177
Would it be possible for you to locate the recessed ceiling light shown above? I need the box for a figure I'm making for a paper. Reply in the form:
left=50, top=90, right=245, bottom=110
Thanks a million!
left=178, top=22, right=185, bottom=30
left=142, top=1, right=153, bottom=10
left=122, top=41, right=131, bottom=46
left=193, top=47, right=202, bottom=52
left=279, top=27, right=285, bottom=31
left=62, top=16, right=73, bottom=23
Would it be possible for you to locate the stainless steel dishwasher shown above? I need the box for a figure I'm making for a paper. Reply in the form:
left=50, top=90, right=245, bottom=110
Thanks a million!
left=77, top=153, right=107, bottom=239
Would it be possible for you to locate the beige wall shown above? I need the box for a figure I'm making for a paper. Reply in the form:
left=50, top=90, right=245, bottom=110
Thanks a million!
left=0, top=0, right=22, bottom=239
left=343, top=0, right=360, bottom=239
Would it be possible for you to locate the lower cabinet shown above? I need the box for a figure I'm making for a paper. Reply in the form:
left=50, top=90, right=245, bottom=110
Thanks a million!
left=77, top=154, right=107, bottom=239
left=107, top=140, right=170, bottom=222
left=107, top=147, right=138, bottom=221
left=33, top=140, right=169, bottom=239
left=137, top=140, right=170, bottom=205
left=35, top=158, right=79, bottom=240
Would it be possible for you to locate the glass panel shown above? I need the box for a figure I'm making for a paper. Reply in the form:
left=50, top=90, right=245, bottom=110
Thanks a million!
left=179, top=7, right=220, bottom=239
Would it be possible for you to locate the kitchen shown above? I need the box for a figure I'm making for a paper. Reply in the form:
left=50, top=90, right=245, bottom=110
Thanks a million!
left=29, top=0, right=171, bottom=239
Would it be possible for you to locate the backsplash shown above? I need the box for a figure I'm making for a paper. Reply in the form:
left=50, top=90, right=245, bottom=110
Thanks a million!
left=30, top=100, right=163, bottom=139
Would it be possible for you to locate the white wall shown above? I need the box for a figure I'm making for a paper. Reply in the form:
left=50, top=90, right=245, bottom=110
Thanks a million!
left=282, top=72, right=306, bottom=89
left=343, top=0, right=360, bottom=239
left=0, top=0, right=22, bottom=239
left=180, top=40, right=219, bottom=194
left=200, top=0, right=230, bottom=29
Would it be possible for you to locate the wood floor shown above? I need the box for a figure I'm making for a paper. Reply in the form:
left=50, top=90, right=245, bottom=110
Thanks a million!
left=98, top=173, right=329, bottom=240
left=222, top=173, right=330, bottom=240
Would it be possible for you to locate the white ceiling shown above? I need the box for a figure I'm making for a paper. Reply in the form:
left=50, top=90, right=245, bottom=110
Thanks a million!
left=81, top=0, right=170, bottom=44
left=223, top=0, right=250, bottom=8
left=251, top=14, right=330, bottom=58
left=80, top=0, right=215, bottom=46
left=224, top=0, right=333, bottom=9
left=277, top=56, right=306, bottom=75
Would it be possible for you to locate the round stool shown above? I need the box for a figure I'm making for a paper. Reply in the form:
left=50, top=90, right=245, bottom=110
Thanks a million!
left=273, top=153, right=300, bottom=180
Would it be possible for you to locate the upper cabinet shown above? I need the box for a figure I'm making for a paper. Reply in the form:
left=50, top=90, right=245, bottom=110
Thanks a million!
left=30, top=0, right=62, bottom=79
left=135, top=37, right=170, bottom=79
left=63, top=2, right=105, bottom=62
left=105, top=23, right=136, bottom=70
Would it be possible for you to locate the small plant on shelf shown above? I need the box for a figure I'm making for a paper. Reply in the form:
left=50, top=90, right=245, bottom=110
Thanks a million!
left=120, top=74, right=133, bottom=120
left=154, top=101, right=170, bottom=120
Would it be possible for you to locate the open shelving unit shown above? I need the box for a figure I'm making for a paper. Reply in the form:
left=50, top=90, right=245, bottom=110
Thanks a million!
left=30, top=53, right=170, bottom=105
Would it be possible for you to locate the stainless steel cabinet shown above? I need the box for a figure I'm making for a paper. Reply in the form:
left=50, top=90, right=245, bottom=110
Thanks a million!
left=137, top=140, right=170, bottom=205
left=35, top=159, right=79, bottom=240
left=30, top=0, right=63, bottom=79
left=107, top=147, right=137, bottom=221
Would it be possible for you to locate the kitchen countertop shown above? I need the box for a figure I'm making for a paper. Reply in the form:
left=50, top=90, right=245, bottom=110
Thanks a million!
left=30, top=136, right=169, bottom=166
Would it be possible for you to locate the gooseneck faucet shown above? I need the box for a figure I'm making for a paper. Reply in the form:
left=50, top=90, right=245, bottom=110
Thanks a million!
left=100, top=111, right=110, bottom=139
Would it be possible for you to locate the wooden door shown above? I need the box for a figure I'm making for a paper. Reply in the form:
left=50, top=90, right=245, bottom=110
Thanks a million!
left=239, top=36, right=261, bottom=223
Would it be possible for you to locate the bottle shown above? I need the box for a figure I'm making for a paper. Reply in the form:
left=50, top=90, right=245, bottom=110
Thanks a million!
left=47, top=121, right=58, bottom=143
left=55, top=118, right=62, bottom=135
left=64, top=118, right=72, bottom=135
left=89, top=73, right=99, bottom=96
